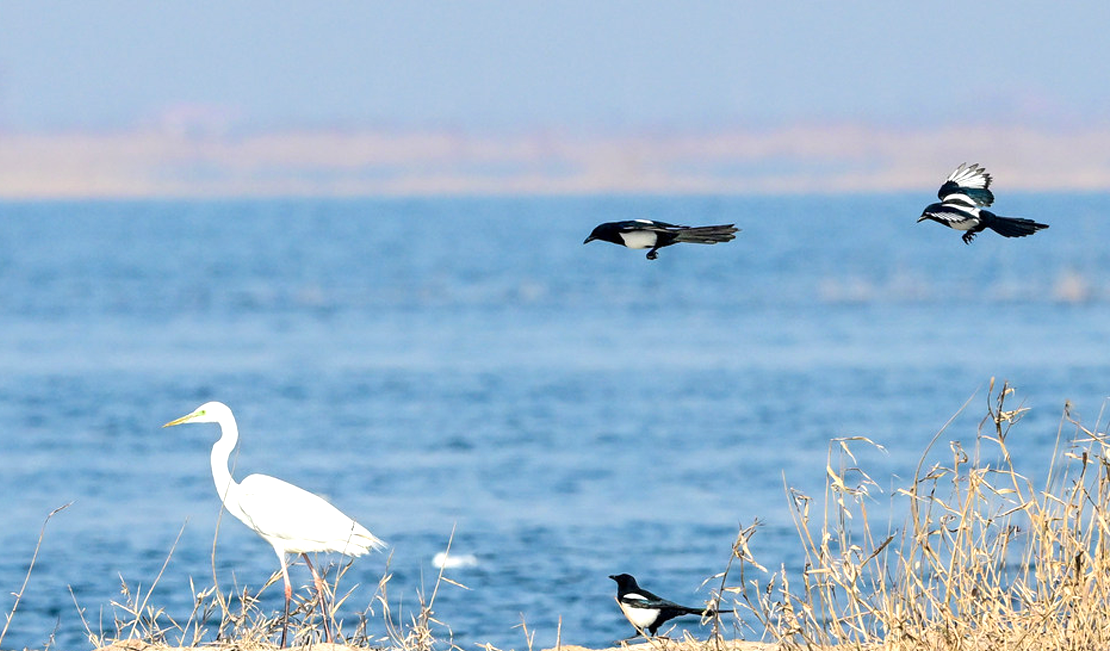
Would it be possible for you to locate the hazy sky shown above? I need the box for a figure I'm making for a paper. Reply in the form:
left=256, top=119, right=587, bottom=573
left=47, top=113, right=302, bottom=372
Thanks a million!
left=2, top=2, right=1110, bottom=196
left=4, top=1, right=1109, bottom=132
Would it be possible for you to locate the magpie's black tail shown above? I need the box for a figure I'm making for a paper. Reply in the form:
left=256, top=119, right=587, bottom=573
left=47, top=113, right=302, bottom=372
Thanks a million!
left=687, top=607, right=735, bottom=616
left=672, top=224, right=740, bottom=245
left=984, top=212, right=1049, bottom=239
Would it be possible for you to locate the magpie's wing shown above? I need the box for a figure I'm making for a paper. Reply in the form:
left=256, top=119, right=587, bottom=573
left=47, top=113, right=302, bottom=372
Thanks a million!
left=618, top=219, right=685, bottom=232
left=923, top=204, right=976, bottom=226
left=620, top=592, right=690, bottom=611
left=937, top=163, right=994, bottom=206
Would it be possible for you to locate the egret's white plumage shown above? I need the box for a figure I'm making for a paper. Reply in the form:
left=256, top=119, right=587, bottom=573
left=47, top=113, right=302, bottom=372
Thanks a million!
left=163, top=401, right=385, bottom=646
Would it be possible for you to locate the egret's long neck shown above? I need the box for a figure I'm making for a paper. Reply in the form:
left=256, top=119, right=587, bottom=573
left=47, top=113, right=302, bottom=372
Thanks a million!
left=210, top=413, right=242, bottom=511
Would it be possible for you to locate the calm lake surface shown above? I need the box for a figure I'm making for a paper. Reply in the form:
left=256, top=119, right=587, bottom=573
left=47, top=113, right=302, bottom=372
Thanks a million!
left=2, top=195, right=1110, bottom=649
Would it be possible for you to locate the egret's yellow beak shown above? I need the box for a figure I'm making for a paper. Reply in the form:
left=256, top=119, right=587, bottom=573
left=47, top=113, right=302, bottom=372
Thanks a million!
left=163, top=409, right=202, bottom=428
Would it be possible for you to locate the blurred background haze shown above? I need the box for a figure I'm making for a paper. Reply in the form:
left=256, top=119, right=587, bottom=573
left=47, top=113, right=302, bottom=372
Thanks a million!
left=3, top=2, right=1110, bottom=196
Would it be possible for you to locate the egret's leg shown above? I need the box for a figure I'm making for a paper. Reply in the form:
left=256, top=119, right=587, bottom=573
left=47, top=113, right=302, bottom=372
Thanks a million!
left=302, top=554, right=333, bottom=642
left=277, top=551, right=292, bottom=648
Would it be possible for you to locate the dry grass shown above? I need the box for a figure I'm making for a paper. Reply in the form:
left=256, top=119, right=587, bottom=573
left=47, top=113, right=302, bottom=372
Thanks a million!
left=724, top=379, right=1110, bottom=650
left=1, top=502, right=71, bottom=651
left=64, top=536, right=469, bottom=651
left=73, top=556, right=380, bottom=650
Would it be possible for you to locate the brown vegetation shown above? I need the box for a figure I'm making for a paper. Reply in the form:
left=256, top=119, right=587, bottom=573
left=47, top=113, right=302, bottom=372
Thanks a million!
left=729, top=380, right=1110, bottom=650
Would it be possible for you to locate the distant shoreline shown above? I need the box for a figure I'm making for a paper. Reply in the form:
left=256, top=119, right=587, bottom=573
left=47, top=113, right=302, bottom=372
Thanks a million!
left=5, top=124, right=1110, bottom=199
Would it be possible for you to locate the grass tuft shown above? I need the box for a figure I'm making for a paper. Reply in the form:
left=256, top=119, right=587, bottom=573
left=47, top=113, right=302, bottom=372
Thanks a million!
left=721, top=379, right=1110, bottom=650
left=70, top=539, right=470, bottom=651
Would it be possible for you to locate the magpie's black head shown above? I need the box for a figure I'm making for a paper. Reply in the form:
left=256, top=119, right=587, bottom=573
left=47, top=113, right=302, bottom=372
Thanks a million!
left=584, top=222, right=622, bottom=245
left=609, top=573, right=640, bottom=592
left=917, top=203, right=944, bottom=223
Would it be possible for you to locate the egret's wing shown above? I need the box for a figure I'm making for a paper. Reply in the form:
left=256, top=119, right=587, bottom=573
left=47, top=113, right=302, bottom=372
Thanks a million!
left=937, top=163, right=994, bottom=206
left=236, top=474, right=384, bottom=554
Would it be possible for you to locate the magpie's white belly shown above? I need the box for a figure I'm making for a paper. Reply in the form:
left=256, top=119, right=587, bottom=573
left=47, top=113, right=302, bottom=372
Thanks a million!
left=947, top=219, right=978, bottom=231
left=619, top=231, right=659, bottom=249
left=619, top=602, right=658, bottom=628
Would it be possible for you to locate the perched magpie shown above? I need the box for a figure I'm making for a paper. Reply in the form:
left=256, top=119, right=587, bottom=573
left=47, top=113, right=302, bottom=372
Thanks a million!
left=918, top=163, right=1049, bottom=244
left=609, top=573, right=732, bottom=639
left=584, top=219, right=739, bottom=259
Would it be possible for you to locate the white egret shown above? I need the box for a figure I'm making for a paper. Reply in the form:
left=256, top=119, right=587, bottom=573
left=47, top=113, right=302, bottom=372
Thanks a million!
left=163, top=401, right=386, bottom=647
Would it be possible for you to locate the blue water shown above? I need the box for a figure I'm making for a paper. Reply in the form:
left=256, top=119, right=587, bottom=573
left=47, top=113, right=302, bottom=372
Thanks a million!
left=2, top=195, right=1110, bottom=650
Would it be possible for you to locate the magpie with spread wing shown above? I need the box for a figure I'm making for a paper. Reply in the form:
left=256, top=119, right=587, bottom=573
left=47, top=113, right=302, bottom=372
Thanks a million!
left=917, top=163, right=1048, bottom=244
left=609, top=573, right=732, bottom=639
left=584, top=219, right=739, bottom=259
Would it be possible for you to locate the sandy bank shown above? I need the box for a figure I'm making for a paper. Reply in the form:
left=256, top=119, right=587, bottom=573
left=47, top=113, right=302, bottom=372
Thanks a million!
left=88, top=639, right=778, bottom=651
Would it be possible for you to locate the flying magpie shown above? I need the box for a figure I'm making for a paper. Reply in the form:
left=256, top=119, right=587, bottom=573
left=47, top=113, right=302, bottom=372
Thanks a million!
left=917, top=163, right=1049, bottom=244
left=609, top=573, right=732, bottom=639
left=584, top=219, right=739, bottom=259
